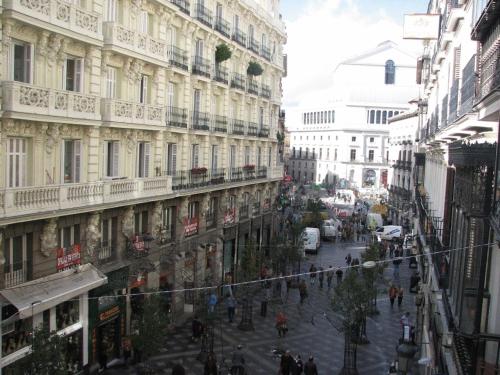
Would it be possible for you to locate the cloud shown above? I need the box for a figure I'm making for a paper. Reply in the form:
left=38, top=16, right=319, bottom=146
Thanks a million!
left=282, top=0, right=421, bottom=109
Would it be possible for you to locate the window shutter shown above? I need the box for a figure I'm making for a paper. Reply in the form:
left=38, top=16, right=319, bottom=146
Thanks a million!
left=103, top=141, right=108, bottom=177
left=25, top=44, right=32, bottom=83
left=74, top=140, right=81, bottom=182
left=75, top=58, right=83, bottom=92
left=112, top=142, right=119, bottom=177
left=171, top=144, right=177, bottom=175
left=454, top=47, right=461, bottom=80
left=144, top=143, right=151, bottom=177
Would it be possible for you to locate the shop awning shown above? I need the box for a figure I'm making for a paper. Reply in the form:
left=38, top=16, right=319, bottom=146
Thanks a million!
left=0, top=264, right=107, bottom=319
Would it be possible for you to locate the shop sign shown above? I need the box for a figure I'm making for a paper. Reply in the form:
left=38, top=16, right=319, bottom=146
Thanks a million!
left=224, top=209, right=236, bottom=225
left=184, top=217, right=199, bottom=237
left=57, top=244, right=81, bottom=271
left=99, top=305, right=120, bottom=322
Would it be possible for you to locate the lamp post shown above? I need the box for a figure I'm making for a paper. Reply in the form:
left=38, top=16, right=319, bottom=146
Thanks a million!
left=362, top=261, right=378, bottom=315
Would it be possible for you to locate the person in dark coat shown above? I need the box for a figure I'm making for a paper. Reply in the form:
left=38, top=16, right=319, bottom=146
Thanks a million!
left=192, top=316, right=203, bottom=342
left=204, top=352, right=218, bottom=375
left=172, top=364, right=186, bottom=375
left=280, top=350, right=295, bottom=375
left=294, top=355, right=304, bottom=375
left=304, top=356, right=318, bottom=375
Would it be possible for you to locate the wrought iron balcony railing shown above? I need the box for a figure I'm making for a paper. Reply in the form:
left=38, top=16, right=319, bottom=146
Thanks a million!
left=214, top=65, right=228, bottom=84
left=478, top=36, right=500, bottom=102
left=4, top=260, right=31, bottom=288
left=239, top=205, right=249, bottom=219
left=232, top=29, right=246, bottom=47
left=261, top=45, right=271, bottom=61
left=230, top=73, right=246, bottom=91
left=212, top=115, right=227, bottom=133
left=214, top=17, right=230, bottom=38
left=192, top=56, right=211, bottom=78
left=194, top=3, right=213, bottom=27
left=247, top=80, right=259, bottom=95
left=260, top=84, right=271, bottom=99
left=192, top=111, right=210, bottom=130
left=167, top=45, right=189, bottom=71
left=170, top=0, right=190, bottom=15
left=166, top=106, right=188, bottom=128
left=247, top=123, right=258, bottom=136
left=231, top=119, right=245, bottom=135
left=257, top=166, right=267, bottom=178
left=258, top=126, right=269, bottom=137
left=229, top=167, right=243, bottom=182
left=459, top=54, right=476, bottom=116
left=248, top=38, right=260, bottom=54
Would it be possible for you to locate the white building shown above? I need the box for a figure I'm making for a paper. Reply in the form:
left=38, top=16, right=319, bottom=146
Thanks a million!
left=287, top=41, right=418, bottom=190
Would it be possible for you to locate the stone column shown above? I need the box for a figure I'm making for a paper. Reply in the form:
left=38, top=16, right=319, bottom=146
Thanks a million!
left=86, top=126, right=100, bottom=182
left=85, top=211, right=101, bottom=262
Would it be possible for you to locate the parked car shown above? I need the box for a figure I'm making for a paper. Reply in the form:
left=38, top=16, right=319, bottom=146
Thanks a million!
left=321, top=220, right=338, bottom=241
left=373, top=225, right=403, bottom=241
left=302, top=227, right=321, bottom=254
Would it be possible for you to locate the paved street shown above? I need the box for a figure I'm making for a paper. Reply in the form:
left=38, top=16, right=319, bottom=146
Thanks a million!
left=105, top=239, right=417, bottom=374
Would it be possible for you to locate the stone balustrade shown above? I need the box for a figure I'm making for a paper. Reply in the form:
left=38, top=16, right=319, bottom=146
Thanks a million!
left=101, top=98, right=165, bottom=126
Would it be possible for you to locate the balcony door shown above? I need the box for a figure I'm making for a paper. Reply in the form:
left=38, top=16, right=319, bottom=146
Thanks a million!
left=211, top=145, right=218, bottom=172
left=233, top=14, right=239, bottom=32
left=216, top=3, right=222, bottom=20
left=193, top=89, right=201, bottom=114
left=167, top=143, right=177, bottom=176
left=4, top=234, right=32, bottom=288
left=195, top=39, right=203, bottom=59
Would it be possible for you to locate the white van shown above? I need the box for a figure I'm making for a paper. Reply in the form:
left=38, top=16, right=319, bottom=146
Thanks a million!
left=367, top=213, right=383, bottom=230
left=302, top=227, right=321, bottom=254
left=373, top=225, right=403, bottom=241
left=321, top=220, right=338, bottom=241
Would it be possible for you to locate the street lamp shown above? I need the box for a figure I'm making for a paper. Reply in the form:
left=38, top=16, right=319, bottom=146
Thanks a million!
left=362, top=261, right=378, bottom=314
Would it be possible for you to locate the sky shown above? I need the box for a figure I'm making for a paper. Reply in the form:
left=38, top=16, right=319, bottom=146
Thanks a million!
left=280, top=0, right=427, bottom=109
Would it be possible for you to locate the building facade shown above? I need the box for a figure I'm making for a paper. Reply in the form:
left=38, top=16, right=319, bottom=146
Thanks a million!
left=0, top=0, right=285, bottom=372
left=287, top=41, right=418, bottom=191
left=413, top=0, right=500, bottom=374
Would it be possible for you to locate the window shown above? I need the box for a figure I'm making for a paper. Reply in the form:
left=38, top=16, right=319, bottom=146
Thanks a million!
left=167, top=143, right=177, bottom=175
left=4, top=234, right=32, bottom=287
left=12, top=41, right=32, bottom=83
left=350, top=149, right=356, bottom=161
left=138, top=10, right=149, bottom=34
left=351, top=137, right=356, bottom=142
left=136, top=142, right=150, bottom=177
left=268, top=147, right=272, bottom=167
left=370, top=137, right=374, bottom=143
left=104, top=0, right=117, bottom=21
left=385, top=60, right=395, bottom=84
left=319, top=148, right=322, bottom=159
left=56, top=300, right=79, bottom=330
left=368, top=150, right=374, bottom=161
left=312, top=148, right=315, bottom=158
left=326, top=148, right=330, bottom=159
left=229, top=145, right=236, bottom=169
left=388, top=111, right=393, bottom=118
left=7, top=138, right=28, bottom=188
left=244, top=146, right=250, bottom=165
left=63, top=140, right=81, bottom=183
left=328, top=136, right=330, bottom=141
left=106, top=66, right=117, bottom=98
left=191, top=144, right=199, bottom=168
left=59, top=224, right=80, bottom=269
left=139, top=75, right=148, bottom=104
left=162, top=206, right=174, bottom=239
left=382, top=111, right=387, bottom=124
left=386, top=150, right=389, bottom=161
left=303, top=113, right=306, bottom=124
left=134, top=211, right=149, bottom=234
left=320, top=136, right=323, bottom=140
left=376, top=110, right=381, bottom=124
left=334, top=148, right=338, bottom=161
left=101, top=217, right=117, bottom=249
left=320, top=112, right=323, bottom=123
left=193, top=89, right=201, bottom=113
left=104, top=140, right=119, bottom=177
left=305, top=148, right=309, bottom=158
left=211, top=145, right=218, bottom=171
left=328, top=111, right=331, bottom=123
left=188, top=201, right=198, bottom=220
left=369, top=110, right=375, bottom=124
left=64, top=57, right=83, bottom=92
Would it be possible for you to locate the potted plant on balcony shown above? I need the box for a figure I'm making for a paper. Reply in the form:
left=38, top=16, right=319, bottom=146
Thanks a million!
left=191, top=167, right=208, bottom=176
left=215, top=44, right=232, bottom=64
left=247, top=61, right=263, bottom=76
left=243, top=164, right=255, bottom=171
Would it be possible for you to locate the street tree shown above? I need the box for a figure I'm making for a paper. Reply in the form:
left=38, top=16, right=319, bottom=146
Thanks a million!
left=332, top=269, right=371, bottom=375
left=237, top=239, right=261, bottom=331
left=360, top=243, right=386, bottom=315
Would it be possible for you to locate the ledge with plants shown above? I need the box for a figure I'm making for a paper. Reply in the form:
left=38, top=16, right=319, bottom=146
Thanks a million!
left=190, top=167, right=208, bottom=175
left=243, top=164, right=255, bottom=171
left=247, top=61, right=263, bottom=76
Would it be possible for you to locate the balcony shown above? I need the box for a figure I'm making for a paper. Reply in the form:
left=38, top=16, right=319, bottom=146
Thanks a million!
left=214, top=65, right=229, bottom=85
left=261, top=46, right=271, bottom=61
left=97, top=241, right=115, bottom=262
left=170, top=0, right=190, bottom=15
left=449, top=81, right=459, bottom=124
left=478, top=40, right=500, bottom=102
left=212, top=115, right=228, bottom=133
left=192, top=56, right=211, bottom=78
left=459, top=55, right=476, bottom=116
left=102, top=99, right=164, bottom=126
left=232, top=29, right=247, bottom=47
left=167, top=46, right=189, bottom=71
left=0, top=177, right=172, bottom=219
left=4, top=0, right=102, bottom=42
left=170, top=168, right=228, bottom=190
left=166, top=106, right=188, bottom=128
left=3, top=81, right=101, bottom=121
left=206, top=212, right=217, bottom=229
left=103, top=22, right=166, bottom=62
left=194, top=3, right=213, bottom=28
left=192, top=111, right=210, bottom=131
left=239, top=205, right=249, bottom=220
left=247, top=80, right=259, bottom=95
left=228, top=167, right=243, bottom=182
left=243, top=166, right=256, bottom=180
left=231, top=119, right=245, bottom=135
left=258, top=126, right=269, bottom=137
left=214, top=17, right=231, bottom=38
left=248, top=38, right=260, bottom=54
left=231, top=73, right=246, bottom=91
left=247, top=123, right=258, bottom=136
left=210, top=168, right=226, bottom=184
left=4, top=261, right=31, bottom=288
left=260, top=84, right=271, bottom=99
left=257, top=166, right=267, bottom=178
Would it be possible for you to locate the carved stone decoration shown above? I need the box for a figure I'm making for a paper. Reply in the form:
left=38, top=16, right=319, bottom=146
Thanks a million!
left=47, top=34, right=64, bottom=67
left=130, top=0, right=143, bottom=13
left=46, top=124, right=60, bottom=155
left=37, top=31, right=50, bottom=58
left=40, top=218, right=58, bottom=257
left=85, top=46, right=96, bottom=71
left=0, top=229, right=5, bottom=266
left=101, top=51, right=111, bottom=72
left=125, top=130, right=137, bottom=154
left=124, top=58, right=144, bottom=83
left=121, top=206, right=135, bottom=239
left=2, top=20, right=13, bottom=50
left=85, top=212, right=101, bottom=260
left=152, top=202, right=163, bottom=239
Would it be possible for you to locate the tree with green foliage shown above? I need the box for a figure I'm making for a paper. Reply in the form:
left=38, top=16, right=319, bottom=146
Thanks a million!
left=360, top=243, right=386, bottom=315
left=247, top=61, right=263, bottom=76
left=237, top=240, right=261, bottom=331
left=215, top=44, right=232, bottom=63
left=303, top=199, right=324, bottom=229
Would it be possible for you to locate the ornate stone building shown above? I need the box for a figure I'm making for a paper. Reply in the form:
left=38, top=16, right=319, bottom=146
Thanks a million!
left=0, top=0, right=285, bottom=372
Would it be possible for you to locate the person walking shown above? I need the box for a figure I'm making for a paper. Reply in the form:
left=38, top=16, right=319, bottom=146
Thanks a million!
left=318, top=267, right=324, bottom=289
left=397, top=286, right=404, bottom=307
left=326, top=266, right=334, bottom=290
left=299, top=279, right=308, bottom=304
left=309, top=264, right=317, bottom=285
left=304, top=356, right=318, bottom=375
left=389, top=243, right=395, bottom=258
left=261, top=282, right=272, bottom=317
left=345, top=253, right=352, bottom=267
left=336, top=267, right=343, bottom=284
left=204, top=352, right=218, bottom=375
left=231, top=345, right=245, bottom=375
left=388, top=285, right=398, bottom=308
left=192, top=316, right=203, bottom=342
left=280, top=350, right=295, bottom=375
left=172, top=364, right=186, bottom=375
left=276, top=310, right=288, bottom=337
left=208, top=292, right=218, bottom=313
left=226, top=294, right=236, bottom=323
left=294, top=355, right=304, bottom=375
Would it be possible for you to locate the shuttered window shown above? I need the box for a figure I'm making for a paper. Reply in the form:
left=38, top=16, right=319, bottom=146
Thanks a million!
left=137, top=142, right=150, bottom=178
left=453, top=46, right=461, bottom=80
left=7, top=138, right=28, bottom=188
left=167, top=143, right=177, bottom=175
left=191, top=144, right=199, bottom=168
left=104, top=141, right=119, bottom=177
left=63, top=140, right=81, bottom=183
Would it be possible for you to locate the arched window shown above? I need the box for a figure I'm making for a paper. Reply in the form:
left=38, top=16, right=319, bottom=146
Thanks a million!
left=385, top=60, right=395, bottom=84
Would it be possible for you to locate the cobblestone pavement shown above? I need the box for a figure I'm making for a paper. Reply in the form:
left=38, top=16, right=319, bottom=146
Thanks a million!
left=105, top=239, right=417, bottom=375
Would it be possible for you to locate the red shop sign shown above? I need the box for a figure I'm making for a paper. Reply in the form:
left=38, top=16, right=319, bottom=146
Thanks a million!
left=184, top=217, right=199, bottom=237
left=57, top=244, right=81, bottom=271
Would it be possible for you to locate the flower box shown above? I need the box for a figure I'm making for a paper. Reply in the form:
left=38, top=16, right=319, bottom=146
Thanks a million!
left=243, top=164, right=255, bottom=171
left=190, top=167, right=208, bottom=175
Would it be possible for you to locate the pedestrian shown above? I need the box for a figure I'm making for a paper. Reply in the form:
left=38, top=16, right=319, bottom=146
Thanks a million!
left=388, top=285, right=398, bottom=308
left=226, top=293, right=236, bottom=323
left=389, top=243, right=395, bottom=258
left=208, top=292, right=218, bottom=313
left=261, top=283, right=270, bottom=317
left=231, top=345, right=245, bottom=375
left=281, top=276, right=288, bottom=303
left=280, top=350, right=295, bottom=375
left=309, top=264, right=317, bottom=285
left=345, top=253, right=352, bottom=267
left=336, top=267, right=343, bottom=284
left=276, top=310, right=288, bottom=337
left=192, top=315, right=203, bottom=342
left=318, top=267, right=324, bottom=289
left=326, top=266, right=334, bottom=290
left=299, top=279, right=308, bottom=304
left=393, top=258, right=401, bottom=279
left=204, top=352, right=218, bottom=375
left=304, top=356, right=318, bottom=375
left=172, top=364, right=186, bottom=375
left=397, top=286, right=404, bottom=307
left=294, top=355, right=304, bottom=375
left=98, top=339, right=108, bottom=372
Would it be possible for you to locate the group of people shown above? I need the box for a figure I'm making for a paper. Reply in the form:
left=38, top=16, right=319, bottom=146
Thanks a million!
left=280, top=351, right=319, bottom=375
left=308, top=264, right=344, bottom=291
